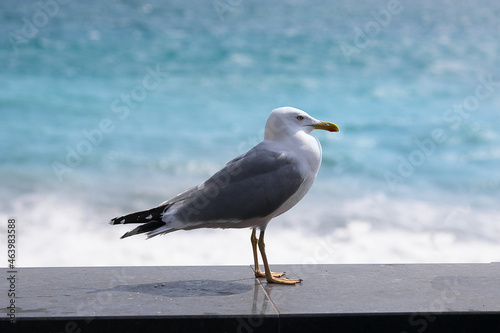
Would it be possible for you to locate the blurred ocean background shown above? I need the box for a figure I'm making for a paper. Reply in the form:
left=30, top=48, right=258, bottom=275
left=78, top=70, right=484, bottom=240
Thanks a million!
left=1, top=0, right=499, bottom=267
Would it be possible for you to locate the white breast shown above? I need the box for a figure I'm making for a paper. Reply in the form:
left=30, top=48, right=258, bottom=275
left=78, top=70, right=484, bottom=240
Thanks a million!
left=270, top=131, right=322, bottom=218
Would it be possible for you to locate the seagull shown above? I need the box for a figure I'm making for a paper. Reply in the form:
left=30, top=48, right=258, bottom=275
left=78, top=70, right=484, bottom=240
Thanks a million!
left=110, top=107, right=339, bottom=284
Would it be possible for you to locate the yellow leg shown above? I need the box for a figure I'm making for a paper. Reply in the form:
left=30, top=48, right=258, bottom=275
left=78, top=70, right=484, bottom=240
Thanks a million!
left=251, top=228, right=285, bottom=278
left=251, top=228, right=264, bottom=277
left=257, top=230, right=302, bottom=285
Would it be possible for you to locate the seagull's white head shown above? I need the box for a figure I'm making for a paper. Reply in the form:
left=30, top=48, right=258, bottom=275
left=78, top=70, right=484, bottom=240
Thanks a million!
left=264, top=107, right=339, bottom=141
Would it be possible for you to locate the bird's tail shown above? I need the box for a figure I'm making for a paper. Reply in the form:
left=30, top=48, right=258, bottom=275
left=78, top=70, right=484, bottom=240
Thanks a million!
left=109, top=205, right=169, bottom=239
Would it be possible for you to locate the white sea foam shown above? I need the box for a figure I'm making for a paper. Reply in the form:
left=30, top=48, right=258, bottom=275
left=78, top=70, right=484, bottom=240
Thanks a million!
left=3, top=189, right=499, bottom=268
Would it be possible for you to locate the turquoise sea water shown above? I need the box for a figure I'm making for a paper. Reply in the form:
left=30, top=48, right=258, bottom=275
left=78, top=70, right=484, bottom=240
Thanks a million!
left=1, top=0, right=499, bottom=266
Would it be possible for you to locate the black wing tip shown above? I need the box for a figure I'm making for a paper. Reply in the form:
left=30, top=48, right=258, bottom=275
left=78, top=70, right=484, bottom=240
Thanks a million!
left=120, top=231, right=132, bottom=239
left=109, top=217, right=123, bottom=225
left=109, top=205, right=168, bottom=226
left=118, top=221, right=166, bottom=240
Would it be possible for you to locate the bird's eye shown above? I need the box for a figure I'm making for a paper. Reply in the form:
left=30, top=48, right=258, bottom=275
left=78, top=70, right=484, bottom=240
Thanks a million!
left=296, top=115, right=304, bottom=121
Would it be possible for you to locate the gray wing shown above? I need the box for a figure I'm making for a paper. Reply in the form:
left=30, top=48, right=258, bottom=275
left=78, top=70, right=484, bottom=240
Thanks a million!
left=168, top=143, right=305, bottom=225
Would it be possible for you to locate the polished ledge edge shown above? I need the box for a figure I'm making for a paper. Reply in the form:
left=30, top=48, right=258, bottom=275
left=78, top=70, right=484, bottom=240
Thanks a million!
left=1, top=264, right=500, bottom=332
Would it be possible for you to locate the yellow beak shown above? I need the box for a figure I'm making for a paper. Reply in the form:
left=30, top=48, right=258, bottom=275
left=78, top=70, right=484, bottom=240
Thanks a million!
left=311, top=121, right=339, bottom=132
